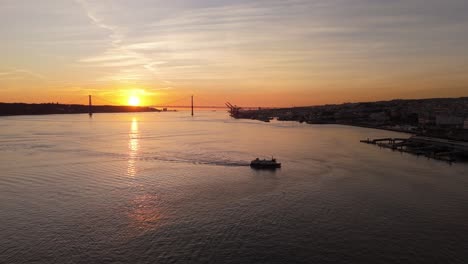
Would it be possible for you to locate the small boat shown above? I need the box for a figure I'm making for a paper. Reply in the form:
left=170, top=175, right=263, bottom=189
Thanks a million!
left=250, top=157, right=281, bottom=169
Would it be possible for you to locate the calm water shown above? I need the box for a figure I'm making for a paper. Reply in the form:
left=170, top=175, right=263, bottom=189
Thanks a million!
left=1, top=111, right=467, bottom=264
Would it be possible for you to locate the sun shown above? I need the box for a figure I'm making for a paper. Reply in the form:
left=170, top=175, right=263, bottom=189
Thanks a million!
left=128, top=96, right=140, bottom=106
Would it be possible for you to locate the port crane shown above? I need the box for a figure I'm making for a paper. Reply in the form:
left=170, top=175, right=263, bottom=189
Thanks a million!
left=225, top=102, right=242, bottom=118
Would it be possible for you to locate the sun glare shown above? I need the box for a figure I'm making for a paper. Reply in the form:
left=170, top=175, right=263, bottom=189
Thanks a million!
left=128, top=96, right=140, bottom=106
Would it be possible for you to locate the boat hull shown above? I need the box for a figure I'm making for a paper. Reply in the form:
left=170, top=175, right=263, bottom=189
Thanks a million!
left=250, top=160, right=281, bottom=169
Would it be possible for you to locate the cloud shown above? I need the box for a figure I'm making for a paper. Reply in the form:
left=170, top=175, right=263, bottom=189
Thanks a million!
left=0, top=69, right=46, bottom=80
left=42, top=0, right=468, bottom=87
left=2, top=0, right=468, bottom=103
left=74, top=0, right=123, bottom=46
left=74, top=0, right=164, bottom=81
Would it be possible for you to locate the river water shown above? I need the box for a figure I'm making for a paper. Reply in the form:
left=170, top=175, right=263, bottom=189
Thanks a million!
left=1, top=111, right=467, bottom=263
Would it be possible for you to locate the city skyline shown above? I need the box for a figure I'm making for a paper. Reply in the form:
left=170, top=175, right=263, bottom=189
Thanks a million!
left=1, top=0, right=468, bottom=106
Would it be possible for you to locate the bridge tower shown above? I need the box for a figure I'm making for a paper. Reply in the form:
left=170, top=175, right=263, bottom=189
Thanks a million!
left=88, top=95, right=93, bottom=117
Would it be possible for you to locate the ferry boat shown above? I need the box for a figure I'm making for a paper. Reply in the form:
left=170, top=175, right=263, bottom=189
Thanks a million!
left=250, top=158, right=281, bottom=169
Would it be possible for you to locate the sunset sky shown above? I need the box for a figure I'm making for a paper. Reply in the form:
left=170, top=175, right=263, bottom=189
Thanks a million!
left=1, top=0, right=468, bottom=106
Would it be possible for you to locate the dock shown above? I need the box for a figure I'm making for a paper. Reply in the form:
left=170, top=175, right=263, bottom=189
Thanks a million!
left=361, top=136, right=468, bottom=163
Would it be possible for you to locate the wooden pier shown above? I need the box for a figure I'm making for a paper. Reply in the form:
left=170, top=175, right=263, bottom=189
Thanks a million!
left=361, top=136, right=468, bottom=163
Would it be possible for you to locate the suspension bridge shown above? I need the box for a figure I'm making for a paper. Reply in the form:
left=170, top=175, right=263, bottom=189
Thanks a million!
left=56, top=94, right=216, bottom=117
left=60, top=94, right=261, bottom=111
left=0, top=94, right=265, bottom=117
left=60, top=94, right=226, bottom=108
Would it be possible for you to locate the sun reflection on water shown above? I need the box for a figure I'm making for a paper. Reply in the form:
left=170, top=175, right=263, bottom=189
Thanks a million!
left=127, top=193, right=162, bottom=236
left=125, top=118, right=164, bottom=236
left=127, top=117, right=139, bottom=177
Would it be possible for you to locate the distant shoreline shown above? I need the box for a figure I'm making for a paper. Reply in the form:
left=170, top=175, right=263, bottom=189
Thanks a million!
left=0, top=103, right=162, bottom=116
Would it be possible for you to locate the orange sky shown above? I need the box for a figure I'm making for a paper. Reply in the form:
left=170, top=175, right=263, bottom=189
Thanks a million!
left=1, top=0, right=468, bottom=107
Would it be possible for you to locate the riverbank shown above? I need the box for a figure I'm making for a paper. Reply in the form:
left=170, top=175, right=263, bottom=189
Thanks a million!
left=227, top=97, right=468, bottom=142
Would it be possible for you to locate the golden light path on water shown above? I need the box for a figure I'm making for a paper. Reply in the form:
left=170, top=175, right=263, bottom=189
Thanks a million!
left=127, top=117, right=139, bottom=177
left=126, top=117, right=161, bottom=235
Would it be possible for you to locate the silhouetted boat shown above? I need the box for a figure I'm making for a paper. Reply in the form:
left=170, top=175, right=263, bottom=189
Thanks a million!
left=250, top=158, right=281, bottom=169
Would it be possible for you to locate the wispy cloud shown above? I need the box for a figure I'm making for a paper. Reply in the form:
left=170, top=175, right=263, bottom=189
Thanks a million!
left=74, top=0, right=122, bottom=46
left=74, top=0, right=164, bottom=82
left=0, top=68, right=46, bottom=80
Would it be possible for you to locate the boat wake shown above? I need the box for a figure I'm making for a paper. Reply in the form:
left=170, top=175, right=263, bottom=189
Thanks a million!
left=140, top=156, right=250, bottom=167
left=93, top=149, right=251, bottom=167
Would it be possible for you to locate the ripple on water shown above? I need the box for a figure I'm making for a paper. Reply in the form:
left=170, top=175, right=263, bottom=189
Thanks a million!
left=1, top=112, right=468, bottom=264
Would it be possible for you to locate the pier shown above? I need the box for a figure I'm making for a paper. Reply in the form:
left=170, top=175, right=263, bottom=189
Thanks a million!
left=361, top=136, right=468, bottom=163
